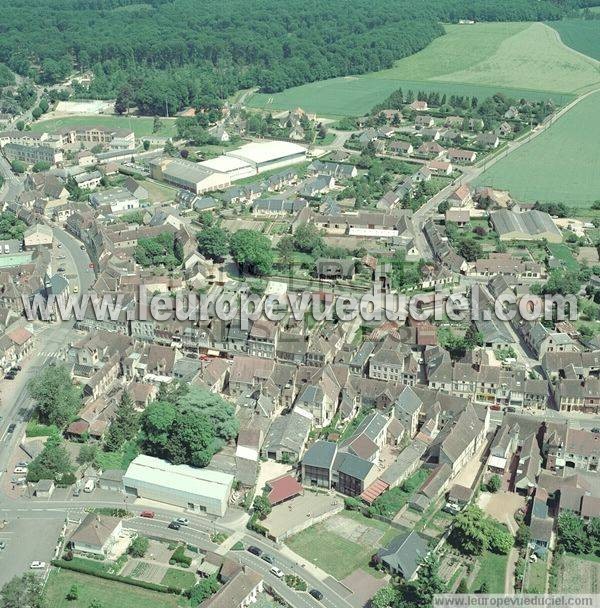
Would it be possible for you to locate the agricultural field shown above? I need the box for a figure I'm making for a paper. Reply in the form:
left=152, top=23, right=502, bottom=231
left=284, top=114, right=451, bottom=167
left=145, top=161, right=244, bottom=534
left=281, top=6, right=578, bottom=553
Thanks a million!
left=550, top=19, right=600, bottom=61
left=29, top=115, right=177, bottom=138
left=247, top=22, right=595, bottom=117
left=474, top=90, right=600, bottom=210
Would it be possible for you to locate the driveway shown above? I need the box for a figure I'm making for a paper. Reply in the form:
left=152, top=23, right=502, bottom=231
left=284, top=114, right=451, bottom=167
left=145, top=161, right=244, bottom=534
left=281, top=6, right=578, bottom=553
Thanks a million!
left=478, top=491, right=525, bottom=534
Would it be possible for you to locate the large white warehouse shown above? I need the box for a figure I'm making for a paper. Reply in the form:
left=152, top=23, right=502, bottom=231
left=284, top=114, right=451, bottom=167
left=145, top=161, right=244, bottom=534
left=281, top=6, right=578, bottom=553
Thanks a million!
left=226, top=141, right=307, bottom=173
left=198, top=155, right=256, bottom=181
left=123, top=454, right=234, bottom=517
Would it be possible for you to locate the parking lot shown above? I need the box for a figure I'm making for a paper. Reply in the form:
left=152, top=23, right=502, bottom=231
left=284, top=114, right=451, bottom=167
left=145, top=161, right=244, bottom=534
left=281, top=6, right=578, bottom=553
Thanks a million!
left=0, top=516, right=64, bottom=586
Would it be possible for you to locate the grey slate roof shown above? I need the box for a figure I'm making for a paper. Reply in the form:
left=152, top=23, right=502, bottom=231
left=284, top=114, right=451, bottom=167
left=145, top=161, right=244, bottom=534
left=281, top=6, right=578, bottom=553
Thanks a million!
left=302, top=440, right=338, bottom=469
left=376, top=531, right=429, bottom=578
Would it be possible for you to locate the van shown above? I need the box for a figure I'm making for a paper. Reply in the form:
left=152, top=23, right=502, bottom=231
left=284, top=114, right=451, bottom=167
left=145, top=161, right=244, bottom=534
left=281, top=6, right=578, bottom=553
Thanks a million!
left=3, top=244, right=9, bottom=254
left=13, top=467, right=28, bottom=475
left=83, top=479, right=95, bottom=493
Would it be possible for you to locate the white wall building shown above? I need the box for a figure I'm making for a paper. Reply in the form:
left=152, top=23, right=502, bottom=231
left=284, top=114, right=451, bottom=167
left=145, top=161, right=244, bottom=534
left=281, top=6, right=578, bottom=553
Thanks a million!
left=123, top=455, right=234, bottom=516
left=226, top=141, right=307, bottom=174
left=199, top=155, right=256, bottom=181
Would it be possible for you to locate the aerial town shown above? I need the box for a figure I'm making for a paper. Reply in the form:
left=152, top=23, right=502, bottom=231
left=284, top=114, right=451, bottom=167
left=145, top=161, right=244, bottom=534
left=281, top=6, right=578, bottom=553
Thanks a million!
left=0, top=2, right=599, bottom=608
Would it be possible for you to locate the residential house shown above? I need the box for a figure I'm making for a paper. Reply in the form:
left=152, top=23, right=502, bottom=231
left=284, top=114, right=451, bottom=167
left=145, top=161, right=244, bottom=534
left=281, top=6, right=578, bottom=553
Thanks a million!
left=69, top=513, right=124, bottom=557
left=375, top=531, right=429, bottom=579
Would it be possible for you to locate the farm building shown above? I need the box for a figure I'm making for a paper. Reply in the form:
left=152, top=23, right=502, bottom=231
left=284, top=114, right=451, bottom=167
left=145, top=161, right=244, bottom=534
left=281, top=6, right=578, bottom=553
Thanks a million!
left=226, top=141, right=307, bottom=173
left=123, top=454, right=234, bottom=516
left=490, top=209, right=562, bottom=243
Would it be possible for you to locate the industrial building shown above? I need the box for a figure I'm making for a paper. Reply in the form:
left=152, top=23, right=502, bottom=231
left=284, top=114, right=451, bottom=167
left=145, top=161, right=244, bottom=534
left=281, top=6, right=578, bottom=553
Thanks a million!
left=123, top=454, right=234, bottom=516
left=226, top=141, right=307, bottom=174
left=149, top=157, right=231, bottom=194
left=199, top=155, right=255, bottom=181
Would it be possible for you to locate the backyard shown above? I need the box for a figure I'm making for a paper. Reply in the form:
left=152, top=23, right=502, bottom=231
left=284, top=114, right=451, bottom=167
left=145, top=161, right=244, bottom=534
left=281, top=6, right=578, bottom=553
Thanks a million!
left=474, top=90, right=600, bottom=209
left=247, top=22, right=588, bottom=117
left=546, top=243, right=580, bottom=272
left=470, top=551, right=509, bottom=594
left=44, top=570, right=185, bottom=608
left=285, top=509, right=400, bottom=580
left=554, top=553, right=600, bottom=593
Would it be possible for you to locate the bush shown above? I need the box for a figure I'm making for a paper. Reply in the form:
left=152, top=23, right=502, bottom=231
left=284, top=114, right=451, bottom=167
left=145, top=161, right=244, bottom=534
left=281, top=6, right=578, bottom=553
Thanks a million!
left=284, top=574, right=307, bottom=591
left=344, top=497, right=362, bottom=511
left=487, top=475, right=501, bottom=493
left=170, top=545, right=192, bottom=567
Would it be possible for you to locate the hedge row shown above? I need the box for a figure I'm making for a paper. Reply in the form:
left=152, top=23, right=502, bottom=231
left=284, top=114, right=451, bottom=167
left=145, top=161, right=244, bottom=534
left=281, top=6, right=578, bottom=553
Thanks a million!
left=52, top=559, right=185, bottom=595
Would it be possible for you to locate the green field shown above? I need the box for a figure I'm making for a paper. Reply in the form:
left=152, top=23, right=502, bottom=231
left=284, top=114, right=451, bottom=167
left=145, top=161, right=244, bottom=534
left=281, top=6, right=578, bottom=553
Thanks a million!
left=474, top=90, right=600, bottom=208
left=247, top=22, right=596, bottom=117
left=30, top=115, right=177, bottom=138
left=550, top=19, right=600, bottom=61
left=44, top=570, right=183, bottom=608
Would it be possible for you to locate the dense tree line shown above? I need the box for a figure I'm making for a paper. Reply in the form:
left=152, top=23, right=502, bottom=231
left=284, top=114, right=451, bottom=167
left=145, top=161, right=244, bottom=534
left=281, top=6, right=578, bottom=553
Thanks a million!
left=0, top=0, right=577, bottom=115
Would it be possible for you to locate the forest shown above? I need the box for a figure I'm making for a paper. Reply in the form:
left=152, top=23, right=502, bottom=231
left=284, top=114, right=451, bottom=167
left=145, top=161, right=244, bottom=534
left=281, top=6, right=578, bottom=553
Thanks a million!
left=0, top=0, right=583, bottom=115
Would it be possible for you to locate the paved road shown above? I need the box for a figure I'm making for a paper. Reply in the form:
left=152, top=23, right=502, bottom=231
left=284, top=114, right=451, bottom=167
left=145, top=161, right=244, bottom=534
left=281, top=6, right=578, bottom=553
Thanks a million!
left=0, top=155, right=24, bottom=202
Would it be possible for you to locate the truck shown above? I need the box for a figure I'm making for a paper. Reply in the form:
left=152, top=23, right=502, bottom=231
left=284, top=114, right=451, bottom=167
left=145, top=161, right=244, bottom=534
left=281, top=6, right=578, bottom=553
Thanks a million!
left=83, top=479, right=95, bottom=493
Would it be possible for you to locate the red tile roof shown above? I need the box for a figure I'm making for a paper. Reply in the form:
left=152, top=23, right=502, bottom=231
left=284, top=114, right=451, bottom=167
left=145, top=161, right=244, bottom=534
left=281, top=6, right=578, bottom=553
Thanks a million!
left=360, top=478, right=389, bottom=505
left=267, top=475, right=303, bottom=506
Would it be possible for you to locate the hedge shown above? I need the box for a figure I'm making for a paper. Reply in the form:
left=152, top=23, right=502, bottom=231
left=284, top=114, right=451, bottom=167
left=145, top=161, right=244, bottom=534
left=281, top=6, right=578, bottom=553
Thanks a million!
left=169, top=545, right=192, bottom=567
left=52, top=559, right=185, bottom=595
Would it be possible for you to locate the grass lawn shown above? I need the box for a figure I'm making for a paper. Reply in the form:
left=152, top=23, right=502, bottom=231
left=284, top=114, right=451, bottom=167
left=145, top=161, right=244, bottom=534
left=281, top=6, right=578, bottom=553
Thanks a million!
left=161, top=568, right=197, bottom=590
left=547, top=243, right=580, bottom=271
left=45, top=570, right=183, bottom=608
left=286, top=510, right=398, bottom=580
left=95, top=440, right=139, bottom=471
left=474, top=90, right=600, bottom=208
left=371, top=469, right=429, bottom=518
left=550, top=19, right=600, bottom=61
left=471, top=552, right=508, bottom=594
left=524, top=557, right=547, bottom=593
left=247, top=22, right=585, bottom=117
left=30, top=115, right=177, bottom=138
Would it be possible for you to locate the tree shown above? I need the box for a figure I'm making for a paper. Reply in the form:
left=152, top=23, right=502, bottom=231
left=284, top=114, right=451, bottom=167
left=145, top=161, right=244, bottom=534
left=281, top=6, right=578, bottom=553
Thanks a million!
left=198, top=211, right=214, bottom=227
left=104, top=392, right=138, bottom=452
left=196, top=226, right=229, bottom=260
left=153, top=116, right=163, bottom=134
left=371, top=586, right=397, bottom=608
left=457, top=579, right=469, bottom=593
left=1, top=573, right=46, bottom=608
left=32, top=161, right=51, bottom=173
left=11, top=159, right=26, bottom=174
left=16, top=120, right=25, bottom=131
left=485, top=521, right=514, bottom=554
left=115, top=85, right=133, bottom=114
left=77, top=444, right=98, bottom=465
left=129, top=535, right=149, bottom=557
left=449, top=505, right=488, bottom=556
left=31, top=106, right=42, bottom=119
left=557, top=511, right=589, bottom=554
left=253, top=495, right=272, bottom=520
left=437, top=200, right=449, bottom=214
left=404, top=554, right=446, bottom=607
left=66, top=584, right=79, bottom=601
left=0, top=211, right=27, bottom=240
left=457, top=237, right=483, bottom=262
left=276, top=235, right=295, bottom=267
left=26, top=433, right=73, bottom=483
left=293, top=222, right=324, bottom=255
left=229, top=229, right=274, bottom=276
left=88, top=601, right=103, bottom=608
left=476, top=582, right=489, bottom=594
left=28, top=364, right=81, bottom=428
left=487, top=474, right=501, bottom=493
left=39, top=98, right=49, bottom=113
left=143, top=140, right=150, bottom=151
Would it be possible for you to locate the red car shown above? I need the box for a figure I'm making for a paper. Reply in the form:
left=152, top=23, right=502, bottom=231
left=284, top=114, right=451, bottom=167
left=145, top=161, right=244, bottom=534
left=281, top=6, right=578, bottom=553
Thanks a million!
left=140, top=510, right=155, bottom=519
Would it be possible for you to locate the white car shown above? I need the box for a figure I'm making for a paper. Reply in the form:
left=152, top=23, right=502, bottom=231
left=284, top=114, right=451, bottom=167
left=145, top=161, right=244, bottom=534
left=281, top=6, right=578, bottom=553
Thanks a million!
left=270, top=566, right=284, bottom=578
left=13, top=467, right=28, bottom=475
left=175, top=517, right=189, bottom=526
left=30, top=561, right=46, bottom=569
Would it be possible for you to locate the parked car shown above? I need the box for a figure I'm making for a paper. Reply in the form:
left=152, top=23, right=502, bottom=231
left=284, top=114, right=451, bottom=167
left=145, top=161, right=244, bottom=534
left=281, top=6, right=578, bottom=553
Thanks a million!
left=11, top=365, right=21, bottom=372
left=592, top=428, right=600, bottom=434
left=140, top=510, right=155, bottom=519
left=175, top=517, right=189, bottom=526
left=309, top=589, right=324, bottom=601
left=4, top=373, right=15, bottom=380
left=17, top=461, right=28, bottom=467
left=261, top=554, right=274, bottom=564
left=57, top=267, right=65, bottom=272
left=80, top=245, right=86, bottom=250
left=0, top=541, right=6, bottom=550
left=72, top=487, right=80, bottom=497
left=13, top=467, right=27, bottom=475
left=30, top=561, right=46, bottom=569
left=247, top=546, right=262, bottom=557
left=7, top=424, right=16, bottom=433
left=270, top=566, right=284, bottom=579
left=168, top=522, right=181, bottom=530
